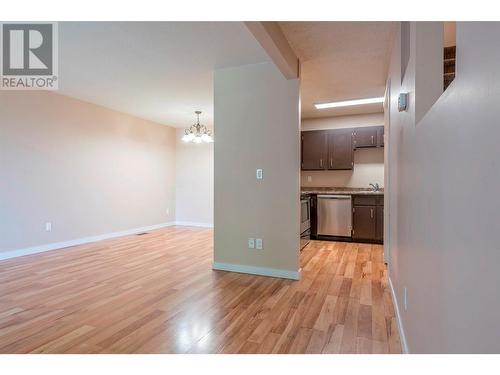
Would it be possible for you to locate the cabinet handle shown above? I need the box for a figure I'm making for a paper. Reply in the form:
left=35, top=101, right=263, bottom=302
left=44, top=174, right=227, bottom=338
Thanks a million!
left=371, top=208, right=374, bottom=218
left=330, top=158, right=333, bottom=168
left=320, top=159, right=323, bottom=168
left=371, top=135, right=374, bottom=144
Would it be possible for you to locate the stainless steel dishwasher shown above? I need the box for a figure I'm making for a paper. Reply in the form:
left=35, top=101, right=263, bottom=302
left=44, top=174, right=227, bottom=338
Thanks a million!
left=317, top=195, right=352, bottom=237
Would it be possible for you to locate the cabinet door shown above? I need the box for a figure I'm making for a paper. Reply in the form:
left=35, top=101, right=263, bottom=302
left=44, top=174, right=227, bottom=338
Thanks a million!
left=376, top=205, right=384, bottom=241
left=328, top=129, right=353, bottom=170
left=376, top=126, right=385, bottom=147
left=352, top=205, right=376, bottom=240
left=353, top=126, right=378, bottom=148
left=301, top=131, right=328, bottom=170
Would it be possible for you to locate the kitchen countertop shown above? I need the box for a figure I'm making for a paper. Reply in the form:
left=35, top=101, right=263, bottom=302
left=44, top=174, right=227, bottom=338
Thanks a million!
left=301, top=187, right=384, bottom=196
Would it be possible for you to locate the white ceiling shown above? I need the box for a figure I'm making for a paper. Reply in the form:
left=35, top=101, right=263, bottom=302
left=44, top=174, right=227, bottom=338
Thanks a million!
left=58, top=22, right=270, bottom=127
left=279, top=22, right=397, bottom=119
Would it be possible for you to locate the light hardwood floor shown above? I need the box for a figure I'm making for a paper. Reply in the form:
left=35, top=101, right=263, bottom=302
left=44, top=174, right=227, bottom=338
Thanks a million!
left=0, top=226, right=401, bottom=354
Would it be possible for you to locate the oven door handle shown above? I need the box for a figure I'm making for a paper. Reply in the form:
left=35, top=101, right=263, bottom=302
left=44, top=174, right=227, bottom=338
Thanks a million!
left=317, top=195, right=351, bottom=199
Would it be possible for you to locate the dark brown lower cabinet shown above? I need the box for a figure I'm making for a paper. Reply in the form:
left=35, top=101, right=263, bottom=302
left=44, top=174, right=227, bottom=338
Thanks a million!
left=352, top=195, right=384, bottom=243
left=352, top=205, right=377, bottom=241
left=376, top=205, right=384, bottom=241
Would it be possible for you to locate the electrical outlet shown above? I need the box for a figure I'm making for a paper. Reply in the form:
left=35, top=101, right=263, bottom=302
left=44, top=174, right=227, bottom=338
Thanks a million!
left=248, top=238, right=255, bottom=249
left=307, top=175, right=312, bottom=182
left=403, top=287, right=408, bottom=311
left=45, top=222, right=52, bottom=232
left=256, top=168, right=263, bottom=180
left=255, top=238, right=263, bottom=250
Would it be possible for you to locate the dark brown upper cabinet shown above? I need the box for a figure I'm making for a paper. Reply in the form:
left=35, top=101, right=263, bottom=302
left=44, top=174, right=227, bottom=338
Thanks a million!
left=301, top=129, right=353, bottom=171
left=301, top=130, right=328, bottom=170
left=376, top=126, right=385, bottom=147
left=353, top=126, right=384, bottom=148
left=328, top=128, right=354, bottom=170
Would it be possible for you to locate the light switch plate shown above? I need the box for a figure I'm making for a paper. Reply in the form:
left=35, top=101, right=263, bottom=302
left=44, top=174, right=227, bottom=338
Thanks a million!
left=256, top=168, right=263, bottom=180
left=307, top=176, right=312, bottom=182
left=45, top=222, right=52, bottom=232
left=248, top=238, right=255, bottom=249
left=398, top=93, right=409, bottom=112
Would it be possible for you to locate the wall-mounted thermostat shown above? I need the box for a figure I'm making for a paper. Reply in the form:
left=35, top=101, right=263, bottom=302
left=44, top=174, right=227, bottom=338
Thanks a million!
left=398, top=93, right=409, bottom=112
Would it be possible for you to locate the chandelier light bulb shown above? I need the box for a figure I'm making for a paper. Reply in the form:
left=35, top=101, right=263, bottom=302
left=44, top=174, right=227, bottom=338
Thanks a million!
left=182, top=132, right=194, bottom=142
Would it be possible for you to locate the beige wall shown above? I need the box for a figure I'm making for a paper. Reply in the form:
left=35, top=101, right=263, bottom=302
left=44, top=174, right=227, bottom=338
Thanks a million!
left=0, top=91, right=176, bottom=254
left=301, top=113, right=383, bottom=131
left=386, top=22, right=500, bottom=353
left=214, top=62, right=300, bottom=277
left=301, top=114, right=384, bottom=188
left=443, top=21, right=456, bottom=47
left=175, top=128, right=214, bottom=226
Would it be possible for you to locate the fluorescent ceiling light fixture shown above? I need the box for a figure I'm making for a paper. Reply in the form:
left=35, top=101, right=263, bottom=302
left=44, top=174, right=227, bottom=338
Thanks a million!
left=314, top=97, right=385, bottom=110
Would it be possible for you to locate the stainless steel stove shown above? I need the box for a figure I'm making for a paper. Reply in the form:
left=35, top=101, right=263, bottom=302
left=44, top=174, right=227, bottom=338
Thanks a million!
left=300, top=194, right=311, bottom=250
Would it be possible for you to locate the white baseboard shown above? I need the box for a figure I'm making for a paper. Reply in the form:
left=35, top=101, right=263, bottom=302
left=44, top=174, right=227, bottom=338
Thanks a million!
left=388, top=276, right=409, bottom=353
left=174, top=221, right=213, bottom=228
left=212, top=261, right=300, bottom=280
left=0, top=222, right=176, bottom=261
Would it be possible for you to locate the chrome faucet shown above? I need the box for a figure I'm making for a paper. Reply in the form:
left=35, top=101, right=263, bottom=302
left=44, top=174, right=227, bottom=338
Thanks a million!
left=369, top=183, right=380, bottom=192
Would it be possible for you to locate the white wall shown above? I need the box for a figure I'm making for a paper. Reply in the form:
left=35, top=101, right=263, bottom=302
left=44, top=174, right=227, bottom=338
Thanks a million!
left=301, top=114, right=385, bottom=188
left=175, top=128, right=214, bottom=227
left=386, top=22, right=500, bottom=353
left=213, top=62, right=300, bottom=278
left=0, top=91, right=176, bottom=254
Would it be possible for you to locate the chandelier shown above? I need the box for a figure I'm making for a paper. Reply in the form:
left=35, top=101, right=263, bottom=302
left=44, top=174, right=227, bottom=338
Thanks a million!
left=181, top=111, right=213, bottom=143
